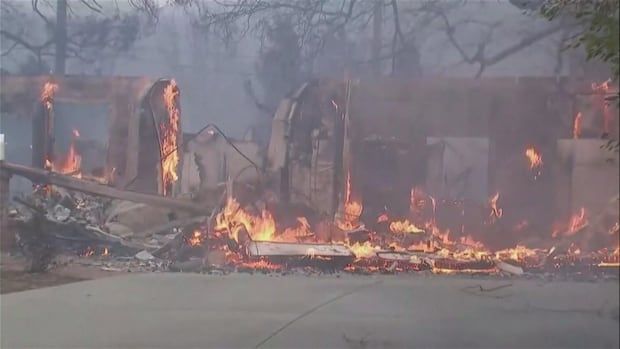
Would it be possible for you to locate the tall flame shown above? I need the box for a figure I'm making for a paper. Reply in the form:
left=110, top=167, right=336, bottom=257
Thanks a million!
left=40, top=81, right=58, bottom=173
left=573, top=112, right=582, bottom=139
left=161, top=80, right=180, bottom=196
left=337, top=169, right=363, bottom=230
left=345, top=170, right=352, bottom=204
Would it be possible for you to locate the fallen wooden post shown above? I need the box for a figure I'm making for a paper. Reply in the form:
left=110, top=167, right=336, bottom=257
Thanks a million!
left=0, top=161, right=209, bottom=214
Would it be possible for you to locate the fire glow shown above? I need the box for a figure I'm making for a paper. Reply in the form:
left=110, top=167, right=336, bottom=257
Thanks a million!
left=552, top=207, right=588, bottom=238
left=41, top=81, right=58, bottom=111
left=389, top=219, right=424, bottom=234
left=573, top=112, right=582, bottom=139
left=591, top=78, right=614, bottom=134
left=161, top=80, right=180, bottom=196
left=488, top=192, right=503, bottom=221
left=191, top=190, right=619, bottom=275
left=47, top=128, right=82, bottom=176
left=525, top=147, right=543, bottom=170
left=337, top=170, right=363, bottom=231
left=214, top=197, right=276, bottom=242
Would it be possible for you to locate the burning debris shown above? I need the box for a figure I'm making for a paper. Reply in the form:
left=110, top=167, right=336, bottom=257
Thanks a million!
left=1, top=77, right=618, bottom=280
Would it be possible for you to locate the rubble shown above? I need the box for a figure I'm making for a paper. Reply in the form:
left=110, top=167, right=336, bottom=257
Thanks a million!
left=135, top=250, right=155, bottom=261
left=1, top=74, right=618, bottom=282
left=6, top=180, right=618, bottom=280
left=495, top=260, right=524, bottom=276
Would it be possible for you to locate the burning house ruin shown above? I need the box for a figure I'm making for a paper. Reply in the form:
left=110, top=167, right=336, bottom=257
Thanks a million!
left=0, top=76, right=193, bottom=260
left=1, top=75, right=618, bottom=276
left=2, top=76, right=182, bottom=196
left=201, top=76, right=619, bottom=274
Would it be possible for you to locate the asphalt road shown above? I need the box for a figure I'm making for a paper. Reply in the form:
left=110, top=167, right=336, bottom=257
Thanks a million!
left=1, top=273, right=618, bottom=348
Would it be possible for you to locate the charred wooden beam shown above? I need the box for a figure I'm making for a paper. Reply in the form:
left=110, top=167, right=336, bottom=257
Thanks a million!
left=0, top=161, right=209, bottom=214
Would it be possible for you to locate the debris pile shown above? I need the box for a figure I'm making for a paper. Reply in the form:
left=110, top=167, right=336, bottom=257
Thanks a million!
left=7, top=180, right=618, bottom=280
left=9, top=184, right=201, bottom=273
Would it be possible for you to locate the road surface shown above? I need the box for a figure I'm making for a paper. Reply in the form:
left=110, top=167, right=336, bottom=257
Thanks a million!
left=1, top=273, right=619, bottom=348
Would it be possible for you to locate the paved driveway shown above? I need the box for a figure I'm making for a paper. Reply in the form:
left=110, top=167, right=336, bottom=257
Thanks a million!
left=1, top=273, right=618, bottom=348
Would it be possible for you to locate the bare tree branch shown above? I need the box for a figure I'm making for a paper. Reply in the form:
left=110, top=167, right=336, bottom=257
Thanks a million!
left=79, top=0, right=103, bottom=14
left=1, top=41, right=19, bottom=57
left=0, top=29, right=56, bottom=53
left=31, top=0, right=53, bottom=27
left=432, top=2, right=568, bottom=78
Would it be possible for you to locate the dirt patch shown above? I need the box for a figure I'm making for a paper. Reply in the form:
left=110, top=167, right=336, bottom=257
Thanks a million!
left=1, top=253, right=126, bottom=294
left=1, top=269, right=86, bottom=294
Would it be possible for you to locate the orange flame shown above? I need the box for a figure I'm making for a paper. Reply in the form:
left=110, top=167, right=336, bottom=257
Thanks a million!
left=553, top=207, right=588, bottom=238
left=389, top=219, right=424, bottom=234
left=161, top=80, right=180, bottom=196
left=188, top=230, right=203, bottom=246
left=337, top=169, right=363, bottom=230
left=345, top=170, right=352, bottom=204
left=591, top=79, right=613, bottom=134
left=81, top=246, right=95, bottom=257
left=337, top=200, right=363, bottom=231
left=240, top=259, right=280, bottom=270
left=568, top=207, right=588, bottom=235
left=459, top=235, right=486, bottom=250
left=573, top=112, right=582, bottom=139
left=377, top=213, right=389, bottom=223
left=592, top=79, right=611, bottom=92
left=281, top=217, right=313, bottom=241
left=41, top=82, right=58, bottom=111
left=495, top=245, right=541, bottom=261
left=347, top=241, right=379, bottom=259
left=49, top=128, right=82, bottom=176
left=525, top=147, right=543, bottom=170
left=214, top=197, right=276, bottom=242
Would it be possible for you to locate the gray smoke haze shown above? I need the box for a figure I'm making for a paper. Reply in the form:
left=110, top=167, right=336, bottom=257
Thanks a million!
left=1, top=0, right=585, bottom=138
